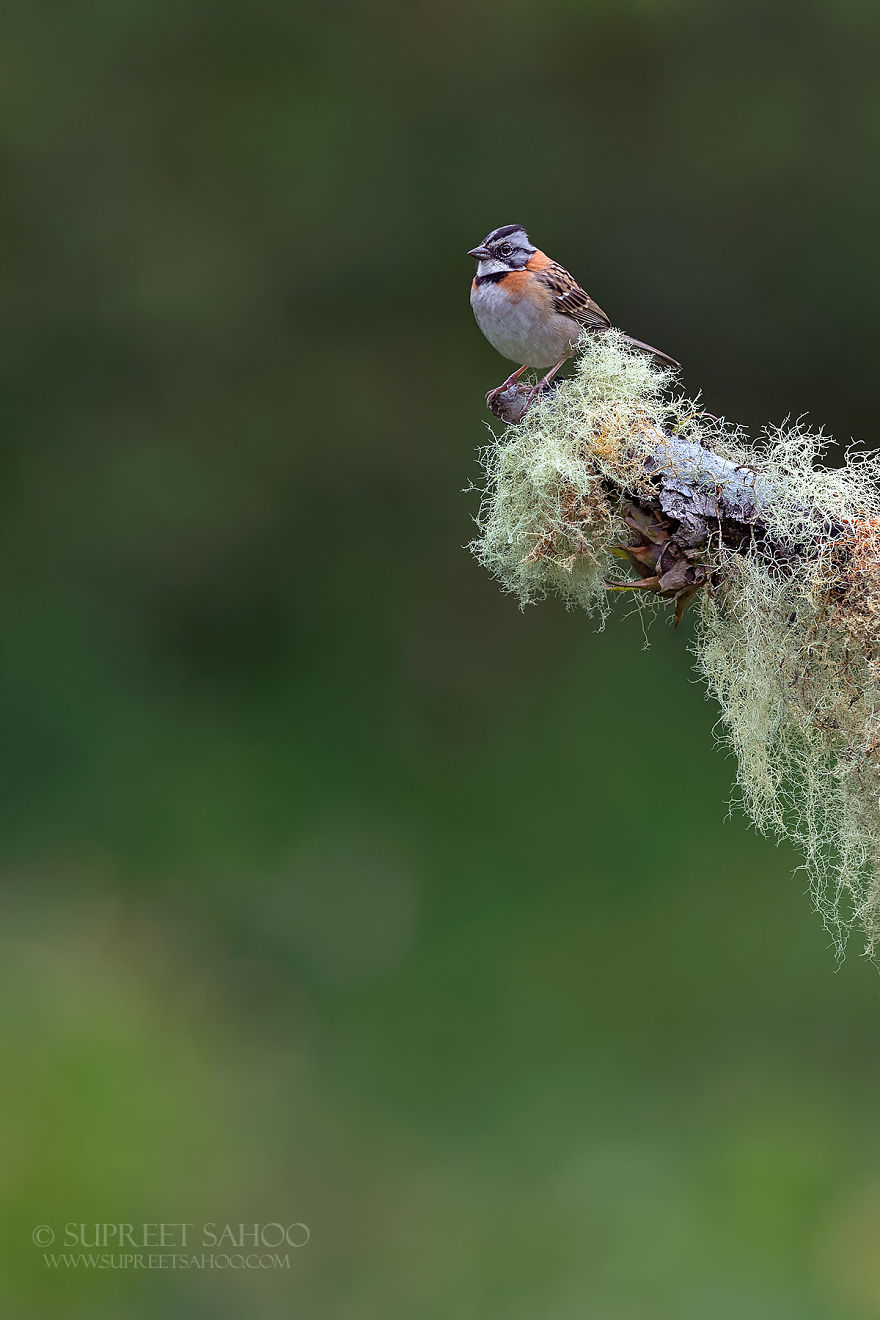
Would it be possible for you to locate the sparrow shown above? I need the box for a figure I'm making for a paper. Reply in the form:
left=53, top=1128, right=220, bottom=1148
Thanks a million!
left=468, top=224, right=680, bottom=407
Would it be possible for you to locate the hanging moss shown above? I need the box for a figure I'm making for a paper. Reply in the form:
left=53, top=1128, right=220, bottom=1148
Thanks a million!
left=470, top=332, right=880, bottom=957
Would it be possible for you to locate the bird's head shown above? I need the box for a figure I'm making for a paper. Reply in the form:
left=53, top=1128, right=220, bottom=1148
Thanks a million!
left=468, top=224, right=536, bottom=275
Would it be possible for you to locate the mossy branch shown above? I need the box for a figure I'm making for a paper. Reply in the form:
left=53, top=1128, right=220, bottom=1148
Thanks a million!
left=470, top=333, right=880, bottom=959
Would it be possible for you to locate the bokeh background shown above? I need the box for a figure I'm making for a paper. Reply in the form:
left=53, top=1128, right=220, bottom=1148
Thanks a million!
left=3, top=0, right=880, bottom=1315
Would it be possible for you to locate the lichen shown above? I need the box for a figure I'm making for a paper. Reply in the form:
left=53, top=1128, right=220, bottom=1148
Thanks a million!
left=470, top=331, right=880, bottom=957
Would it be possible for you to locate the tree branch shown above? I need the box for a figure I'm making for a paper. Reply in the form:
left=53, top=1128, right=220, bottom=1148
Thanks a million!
left=473, top=337, right=880, bottom=958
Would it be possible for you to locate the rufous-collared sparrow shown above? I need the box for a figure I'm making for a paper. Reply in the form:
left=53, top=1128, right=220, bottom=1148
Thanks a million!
left=468, top=224, right=680, bottom=407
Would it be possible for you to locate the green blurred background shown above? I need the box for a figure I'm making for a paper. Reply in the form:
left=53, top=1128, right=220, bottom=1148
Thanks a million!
left=3, top=0, right=880, bottom=1315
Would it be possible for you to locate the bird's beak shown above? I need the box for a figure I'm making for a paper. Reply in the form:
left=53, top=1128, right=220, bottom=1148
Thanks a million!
left=468, top=245, right=491, bottom=260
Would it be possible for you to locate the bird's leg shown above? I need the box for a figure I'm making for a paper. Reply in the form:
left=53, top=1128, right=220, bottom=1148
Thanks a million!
left=523, top=358, right=566, bottom=409
left=486, top=364, right=528, bottom=407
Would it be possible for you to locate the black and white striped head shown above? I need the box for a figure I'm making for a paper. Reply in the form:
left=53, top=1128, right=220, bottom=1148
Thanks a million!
left=468, top=224, right=536, bottom=275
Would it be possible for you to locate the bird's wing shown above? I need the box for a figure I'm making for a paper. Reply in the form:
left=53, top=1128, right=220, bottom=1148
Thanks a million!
left=540, top=261, right=611, bottom=330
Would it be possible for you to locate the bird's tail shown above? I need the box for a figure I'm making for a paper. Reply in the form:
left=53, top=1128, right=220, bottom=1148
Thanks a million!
left=619, top=333, right=681, bottom=371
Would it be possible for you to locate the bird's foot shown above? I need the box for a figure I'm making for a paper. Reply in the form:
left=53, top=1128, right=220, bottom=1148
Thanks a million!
left=486, top=365, right=528, bottom=408
left=522, top=358, right=567, bottom=411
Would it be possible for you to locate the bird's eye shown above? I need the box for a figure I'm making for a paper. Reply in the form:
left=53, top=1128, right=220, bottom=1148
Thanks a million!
left=500, top=243, right=512, bottom=257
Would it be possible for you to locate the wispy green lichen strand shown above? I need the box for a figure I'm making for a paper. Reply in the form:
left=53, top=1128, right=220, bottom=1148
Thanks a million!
left=470, top=332, right=880, bottom=957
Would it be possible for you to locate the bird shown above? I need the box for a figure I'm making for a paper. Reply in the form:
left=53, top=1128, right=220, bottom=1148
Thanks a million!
left=468, top=224, right=680, bottom=408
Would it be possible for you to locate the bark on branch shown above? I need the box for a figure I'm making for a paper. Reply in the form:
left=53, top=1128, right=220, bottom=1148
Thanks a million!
left=488, top=378, right=845, bottom=622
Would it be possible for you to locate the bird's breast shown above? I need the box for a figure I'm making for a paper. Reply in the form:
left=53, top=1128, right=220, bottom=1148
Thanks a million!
left=470, top=274, right=578, bottom=369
